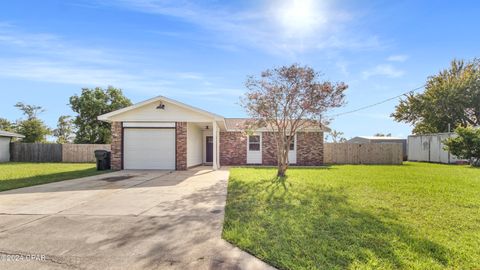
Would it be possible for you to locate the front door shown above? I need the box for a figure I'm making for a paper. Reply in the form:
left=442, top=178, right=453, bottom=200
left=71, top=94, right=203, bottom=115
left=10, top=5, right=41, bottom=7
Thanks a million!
left=206, top=136, right=213, bottom=163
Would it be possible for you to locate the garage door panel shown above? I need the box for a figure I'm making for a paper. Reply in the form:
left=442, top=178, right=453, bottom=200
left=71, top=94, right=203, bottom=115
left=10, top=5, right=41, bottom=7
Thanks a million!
left=124, top=128, right=175, bottom=170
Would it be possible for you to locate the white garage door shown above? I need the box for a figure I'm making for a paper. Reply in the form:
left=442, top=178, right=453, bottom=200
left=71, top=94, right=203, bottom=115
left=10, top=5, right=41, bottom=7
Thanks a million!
left=124, top=128, right=176, bottom=170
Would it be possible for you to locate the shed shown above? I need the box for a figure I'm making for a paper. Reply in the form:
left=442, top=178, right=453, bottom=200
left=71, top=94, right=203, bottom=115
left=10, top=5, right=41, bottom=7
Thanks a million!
left=347, top=136, right=407, bottom=160
left=0, top=130, right=24, bottom=162
left=407, top=133, right=466, bottom=164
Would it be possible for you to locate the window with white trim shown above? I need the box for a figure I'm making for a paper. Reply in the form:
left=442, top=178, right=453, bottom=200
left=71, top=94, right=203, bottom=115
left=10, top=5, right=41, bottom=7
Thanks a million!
left=248, top=135, right=260, bottom=151
left=286, top=136, right=295, bottom=151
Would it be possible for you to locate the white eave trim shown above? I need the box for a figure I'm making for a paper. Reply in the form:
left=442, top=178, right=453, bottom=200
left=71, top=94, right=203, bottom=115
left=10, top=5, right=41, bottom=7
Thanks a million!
left=97, top=95, right=224, bottom=122
left=122, top=122, right=176, bottom=128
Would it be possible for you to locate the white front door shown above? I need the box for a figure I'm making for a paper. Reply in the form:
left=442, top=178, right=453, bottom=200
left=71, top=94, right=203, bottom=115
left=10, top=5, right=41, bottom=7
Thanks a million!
left=287, top=135, right=297, bottom=164
left=123, top=128, right=176, bottom=170
left=247, top=133, right=262, bottom=164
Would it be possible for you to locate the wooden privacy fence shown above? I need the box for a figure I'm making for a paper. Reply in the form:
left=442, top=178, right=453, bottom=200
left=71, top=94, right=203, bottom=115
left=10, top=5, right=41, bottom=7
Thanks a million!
left=10, top=143, right=111, bottom=163
left=324, top=143, right=403, bottom=165
left=62, top=144, right=111, bottom=162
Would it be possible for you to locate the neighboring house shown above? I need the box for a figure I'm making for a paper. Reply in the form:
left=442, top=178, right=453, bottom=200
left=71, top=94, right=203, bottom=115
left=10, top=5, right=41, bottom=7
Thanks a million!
left=98, top=96, right=328, bottom=170
left=0, top=130, right=24, bottom=162
left=347, top=136, right=407, bottom=160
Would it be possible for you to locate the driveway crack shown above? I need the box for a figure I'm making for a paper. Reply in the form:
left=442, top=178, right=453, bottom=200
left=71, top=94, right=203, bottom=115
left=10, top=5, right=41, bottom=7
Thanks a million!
left=0, top=215, right=49, bottom=233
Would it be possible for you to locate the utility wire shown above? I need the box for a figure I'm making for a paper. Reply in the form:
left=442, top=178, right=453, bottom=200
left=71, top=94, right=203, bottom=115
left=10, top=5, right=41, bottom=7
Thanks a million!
left=328, top=84, right=426, bottom=118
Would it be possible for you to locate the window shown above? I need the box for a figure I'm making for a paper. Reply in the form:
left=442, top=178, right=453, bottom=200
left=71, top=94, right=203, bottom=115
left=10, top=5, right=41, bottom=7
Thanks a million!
left=249, top=135, right=260, bottom=151
left=287, top=136, right=295, bottom=151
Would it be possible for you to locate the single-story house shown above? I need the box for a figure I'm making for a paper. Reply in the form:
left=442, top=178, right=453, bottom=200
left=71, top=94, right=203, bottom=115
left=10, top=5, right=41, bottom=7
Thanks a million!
left=98, top=96, right=329, bottom=170
left=347, top=136, right=407, bottom=160
left=0, top=130, right=24, bottom=162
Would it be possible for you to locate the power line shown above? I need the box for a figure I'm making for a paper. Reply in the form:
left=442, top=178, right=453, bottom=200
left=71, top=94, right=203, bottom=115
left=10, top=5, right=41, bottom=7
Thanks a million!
left=328, top=84, right=425, bottom=118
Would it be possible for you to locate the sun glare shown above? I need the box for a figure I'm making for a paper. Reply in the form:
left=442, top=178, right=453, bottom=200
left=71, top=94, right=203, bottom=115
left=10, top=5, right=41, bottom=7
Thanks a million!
left=276, top=0, right=325, bottom=37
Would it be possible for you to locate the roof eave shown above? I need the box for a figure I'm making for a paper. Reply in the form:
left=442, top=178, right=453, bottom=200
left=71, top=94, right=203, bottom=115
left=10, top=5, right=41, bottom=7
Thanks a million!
left=97, top=95, right=225, bottom=122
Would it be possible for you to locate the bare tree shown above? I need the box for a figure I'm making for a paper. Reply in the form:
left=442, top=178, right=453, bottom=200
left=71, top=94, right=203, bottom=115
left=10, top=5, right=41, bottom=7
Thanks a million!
left=327, top=130, right=347, bottom=143
left=241, top=64, right=347, bottom=177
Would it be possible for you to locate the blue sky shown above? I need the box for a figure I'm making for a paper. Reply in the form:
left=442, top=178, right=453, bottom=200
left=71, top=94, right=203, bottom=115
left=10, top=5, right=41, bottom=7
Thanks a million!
left=0, top=0, right=479, bottom=139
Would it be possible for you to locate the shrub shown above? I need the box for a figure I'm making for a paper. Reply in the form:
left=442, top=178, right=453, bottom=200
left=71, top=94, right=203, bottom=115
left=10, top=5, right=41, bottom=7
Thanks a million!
left=444, top=126, right=480, bottom=166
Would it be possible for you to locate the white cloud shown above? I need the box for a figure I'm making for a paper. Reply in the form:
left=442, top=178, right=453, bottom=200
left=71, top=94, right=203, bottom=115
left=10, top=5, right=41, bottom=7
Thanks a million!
left=0, top=23, right=237, bottom=98
left=362, top=64, right=405, bottom=79
left=0, top=58, right=172, bottom=90
left=387, top=54, right=408, bottom=62
left=104, top=0, right=381, bottom=55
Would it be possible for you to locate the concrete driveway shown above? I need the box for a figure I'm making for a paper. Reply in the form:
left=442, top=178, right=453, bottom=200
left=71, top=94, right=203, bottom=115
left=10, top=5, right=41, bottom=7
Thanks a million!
left=0, top=167, right=273, bottom=270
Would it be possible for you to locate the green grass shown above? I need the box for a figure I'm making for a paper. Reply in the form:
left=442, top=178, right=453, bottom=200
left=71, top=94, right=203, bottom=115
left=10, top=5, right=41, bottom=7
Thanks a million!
left=222, top=162, right=480, bottom=270
left=0, top=162, right=108, bottom=192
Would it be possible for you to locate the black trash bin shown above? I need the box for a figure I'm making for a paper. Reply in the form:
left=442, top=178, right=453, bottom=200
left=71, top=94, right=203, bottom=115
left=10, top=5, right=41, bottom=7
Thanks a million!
left=94, top=150, right=111, bottom=170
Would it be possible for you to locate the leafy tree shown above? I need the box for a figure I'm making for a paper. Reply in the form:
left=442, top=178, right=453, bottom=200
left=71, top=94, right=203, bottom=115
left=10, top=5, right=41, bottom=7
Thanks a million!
left=241, top=64, right=347, bottom=177
left=16, top=119, right=51, bottom=143
left=327, top=130, right=347, bottom=143
left=53, top=115, right=74, bottom=144
left=443, top=126, right=480, bottom=166
left=0, top=118, right=14, bottom=131
left=14, top=102, right=45, bottom=120
left=14, top=102, right=51, bottom=143
left=69, top=86, right=132, bottom=144
left=392, top=59, right=480, bottom=134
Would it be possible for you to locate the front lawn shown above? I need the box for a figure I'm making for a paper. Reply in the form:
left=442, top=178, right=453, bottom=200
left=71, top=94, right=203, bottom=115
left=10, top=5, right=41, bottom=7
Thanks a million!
left=0, top=162, right=107, bottom=192
left=223, top=163, right=480, bottom=270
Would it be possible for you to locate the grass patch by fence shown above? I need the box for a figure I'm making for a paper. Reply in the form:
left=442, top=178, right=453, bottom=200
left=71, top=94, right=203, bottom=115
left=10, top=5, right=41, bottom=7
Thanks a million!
left=0, top=163, right=108, bottom=192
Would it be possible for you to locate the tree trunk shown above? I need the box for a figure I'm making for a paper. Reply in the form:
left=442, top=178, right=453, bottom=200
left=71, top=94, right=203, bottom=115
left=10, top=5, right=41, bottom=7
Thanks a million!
left=276, top=143, right=289, bottom=177
left=277, top=164, right=287, bottom=177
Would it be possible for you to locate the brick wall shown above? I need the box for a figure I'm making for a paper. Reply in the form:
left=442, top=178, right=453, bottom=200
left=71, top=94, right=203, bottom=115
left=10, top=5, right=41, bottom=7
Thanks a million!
left=176, top=122, right=187, bottom=170
left=297, top=132, right=324, bottom=165
left=220, top=132, right=247, bottom=165
left=262, top=132, right=277, bottom=165
left=111, top=121, right=122, bottom=170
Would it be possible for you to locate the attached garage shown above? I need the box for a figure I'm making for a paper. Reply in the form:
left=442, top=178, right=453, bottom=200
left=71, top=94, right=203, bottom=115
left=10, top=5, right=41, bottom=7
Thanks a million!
left=123, top=128, right=176, bottom=170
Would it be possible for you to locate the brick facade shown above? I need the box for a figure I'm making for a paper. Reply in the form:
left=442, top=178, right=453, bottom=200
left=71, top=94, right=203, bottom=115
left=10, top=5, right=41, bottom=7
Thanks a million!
left=296, top=132, right=324, bottom=165
left=111, top=121, right=123, bottom=170
left=259, top=131, right=324, bottom=166
left=175, top=122, right=187, bottom=170
left=110, top=121, right=324, bottom=170
left=262, top=132, right=277, bottom=165
left=220, top=131, right=247, bottom=165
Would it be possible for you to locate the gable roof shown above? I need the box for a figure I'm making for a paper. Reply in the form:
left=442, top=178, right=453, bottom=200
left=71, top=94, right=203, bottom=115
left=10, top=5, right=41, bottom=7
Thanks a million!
left=98, top=96, right=330, bottom=132
left=0, top=130, right=24, bottom=138
left=224, top=118, right=249, bottom=130
left=224, top=118, right=330, bottom=132
left=98, top=95, right=224, bottom=122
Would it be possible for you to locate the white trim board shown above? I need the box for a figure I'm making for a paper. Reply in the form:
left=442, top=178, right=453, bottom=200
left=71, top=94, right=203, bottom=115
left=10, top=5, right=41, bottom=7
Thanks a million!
left=123, top=122, right=175, bottom=128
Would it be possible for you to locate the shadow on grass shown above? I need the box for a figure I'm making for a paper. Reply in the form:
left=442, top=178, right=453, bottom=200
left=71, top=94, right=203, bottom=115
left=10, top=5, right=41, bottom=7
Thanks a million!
left=223, top=176, right=450, bottom=269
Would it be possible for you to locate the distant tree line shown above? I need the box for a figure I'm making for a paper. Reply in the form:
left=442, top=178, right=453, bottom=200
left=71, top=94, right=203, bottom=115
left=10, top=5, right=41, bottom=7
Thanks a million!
left=1, top=86, right=131, bottom=144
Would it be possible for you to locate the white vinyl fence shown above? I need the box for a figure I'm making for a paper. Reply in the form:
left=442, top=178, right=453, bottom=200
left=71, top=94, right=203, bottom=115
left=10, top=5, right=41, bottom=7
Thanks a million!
left=407, top=133, right=465, bottom=164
